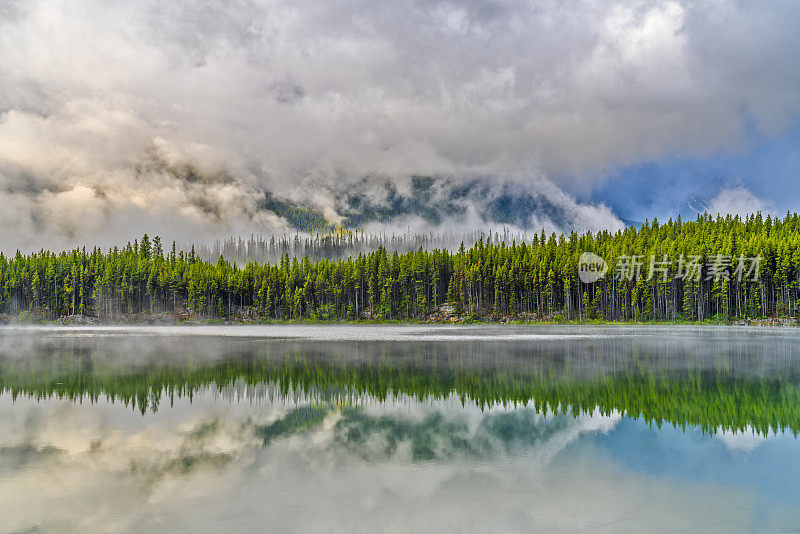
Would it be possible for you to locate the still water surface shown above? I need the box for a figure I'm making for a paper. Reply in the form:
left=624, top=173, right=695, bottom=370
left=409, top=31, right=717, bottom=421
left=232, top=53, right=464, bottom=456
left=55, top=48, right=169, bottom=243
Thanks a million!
left=1, top=325, right=799, bottom=533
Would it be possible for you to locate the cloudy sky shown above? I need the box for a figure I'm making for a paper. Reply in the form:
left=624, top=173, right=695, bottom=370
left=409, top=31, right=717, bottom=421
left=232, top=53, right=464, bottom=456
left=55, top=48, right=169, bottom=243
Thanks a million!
left=1, top=0, right=798, bottom=250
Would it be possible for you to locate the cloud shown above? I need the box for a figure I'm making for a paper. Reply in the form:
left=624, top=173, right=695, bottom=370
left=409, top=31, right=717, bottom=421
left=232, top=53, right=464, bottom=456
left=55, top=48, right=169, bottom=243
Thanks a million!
left=0, top=393, right=619, bottom=532
left=3, top=393, right=793, bottom=533
left=715, top=427, right=767, bottom=453
left=705, top=186, right=774, bottom=217
left=0, top=0, right=798, bottom=249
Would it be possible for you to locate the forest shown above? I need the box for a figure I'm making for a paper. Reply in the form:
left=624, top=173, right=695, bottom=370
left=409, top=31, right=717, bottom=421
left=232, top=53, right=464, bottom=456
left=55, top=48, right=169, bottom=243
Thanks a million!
left=1, top=212, right=799, bottom=323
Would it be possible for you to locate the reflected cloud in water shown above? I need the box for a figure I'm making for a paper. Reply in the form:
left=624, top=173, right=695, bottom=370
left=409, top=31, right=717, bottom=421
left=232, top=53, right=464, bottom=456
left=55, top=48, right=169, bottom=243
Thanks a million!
left=0, top=326, right=799, bottom=533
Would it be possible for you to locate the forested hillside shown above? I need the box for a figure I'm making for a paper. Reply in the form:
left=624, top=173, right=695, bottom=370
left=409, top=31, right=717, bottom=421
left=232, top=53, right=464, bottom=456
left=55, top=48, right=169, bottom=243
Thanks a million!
left=1, top=212, right=799, bottom=323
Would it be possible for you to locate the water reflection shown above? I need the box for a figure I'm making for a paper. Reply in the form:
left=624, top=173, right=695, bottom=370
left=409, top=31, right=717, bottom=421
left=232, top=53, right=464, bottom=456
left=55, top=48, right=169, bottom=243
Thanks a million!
left=0, top=326, right=799, bottom=533
left=2, top=325, right=799, bottom=434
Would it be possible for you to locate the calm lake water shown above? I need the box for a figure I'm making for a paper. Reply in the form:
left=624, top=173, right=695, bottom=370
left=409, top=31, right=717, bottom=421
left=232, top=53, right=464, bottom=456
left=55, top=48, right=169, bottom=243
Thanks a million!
left=1, top=325, right=799, bottom=533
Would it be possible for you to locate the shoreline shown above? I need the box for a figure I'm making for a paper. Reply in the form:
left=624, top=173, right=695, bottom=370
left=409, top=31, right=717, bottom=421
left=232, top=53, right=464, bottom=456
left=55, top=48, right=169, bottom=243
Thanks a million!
left=1, top=313, right=797, bottom=328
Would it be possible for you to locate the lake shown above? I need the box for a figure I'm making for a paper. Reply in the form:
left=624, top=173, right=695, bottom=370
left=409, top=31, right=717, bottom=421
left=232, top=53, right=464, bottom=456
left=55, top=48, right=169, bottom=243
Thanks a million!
left=1, top=325, right=799, bottom=533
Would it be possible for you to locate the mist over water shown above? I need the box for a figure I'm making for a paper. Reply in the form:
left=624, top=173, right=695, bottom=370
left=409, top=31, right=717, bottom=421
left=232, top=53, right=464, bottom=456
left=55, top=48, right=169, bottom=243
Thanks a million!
left=2, top=0, right=798, bottom=529
left=0, top=325, right=799, bottom=532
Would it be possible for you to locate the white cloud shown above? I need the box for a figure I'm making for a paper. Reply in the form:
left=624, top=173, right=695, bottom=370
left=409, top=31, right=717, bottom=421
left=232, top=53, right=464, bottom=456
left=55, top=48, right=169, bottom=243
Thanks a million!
left=706, top=186, right=774, bottom=217
left=715, top=427, right=768, bottom=453
left=0, top=0, right=798, bottom=248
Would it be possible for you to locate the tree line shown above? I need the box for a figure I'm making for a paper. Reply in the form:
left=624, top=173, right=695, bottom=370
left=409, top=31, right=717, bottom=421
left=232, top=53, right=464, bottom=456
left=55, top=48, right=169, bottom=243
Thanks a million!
left=1, top=212, right=799, bottom=322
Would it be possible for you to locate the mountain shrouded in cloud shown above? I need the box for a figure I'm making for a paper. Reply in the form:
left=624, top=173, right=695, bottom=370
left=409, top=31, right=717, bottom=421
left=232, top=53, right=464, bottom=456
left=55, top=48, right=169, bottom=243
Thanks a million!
left=1, top=0, right=798, bottom=251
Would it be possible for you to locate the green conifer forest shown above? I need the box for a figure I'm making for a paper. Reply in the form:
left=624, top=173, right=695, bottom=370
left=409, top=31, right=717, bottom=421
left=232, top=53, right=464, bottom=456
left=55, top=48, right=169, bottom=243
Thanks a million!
left=1, top=212, right=799, bottom=323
